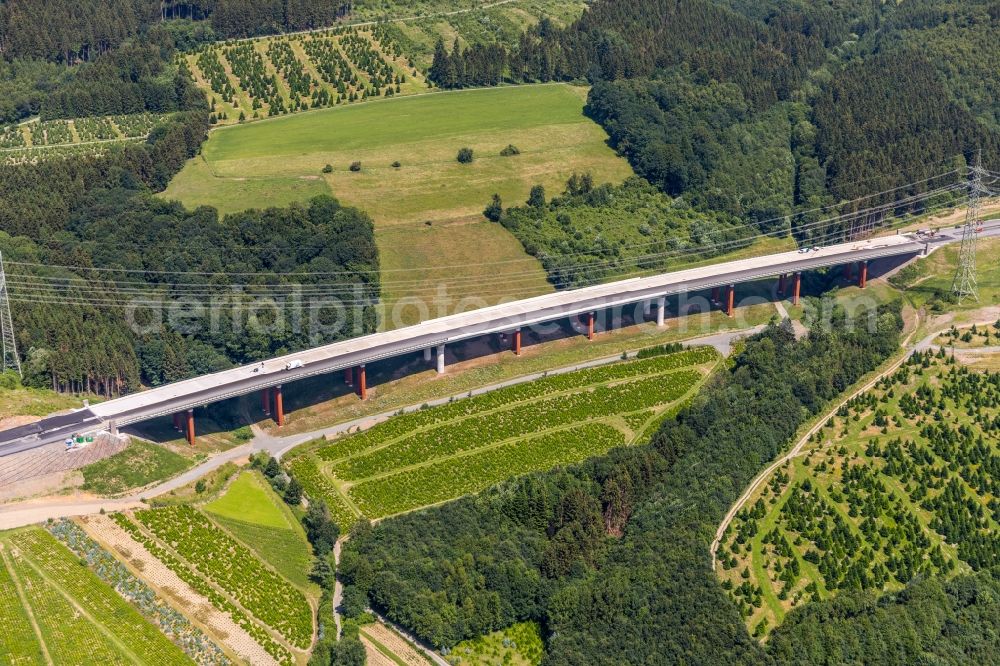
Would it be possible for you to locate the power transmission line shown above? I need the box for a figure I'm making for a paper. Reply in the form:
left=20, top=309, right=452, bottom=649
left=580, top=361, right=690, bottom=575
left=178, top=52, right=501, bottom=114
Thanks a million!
left=952, top=153, right=988, bottom=303
left=2, top=187, right=966, bottom=310
left=4, top=166, right=964, bottom=278
left=4, top=179, right=964, bottom=290
left=0, top=168, right=974, bottom=313
left=0, top=252, right=22, bottom=378
left=0, top=181, right=968, bottom=312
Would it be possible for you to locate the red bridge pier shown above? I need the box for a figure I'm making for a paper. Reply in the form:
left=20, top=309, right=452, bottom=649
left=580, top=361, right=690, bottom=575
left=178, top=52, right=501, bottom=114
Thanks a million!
left=273, top=385, right=284, bottom=426
left=356, top=365, right=367, bottom=400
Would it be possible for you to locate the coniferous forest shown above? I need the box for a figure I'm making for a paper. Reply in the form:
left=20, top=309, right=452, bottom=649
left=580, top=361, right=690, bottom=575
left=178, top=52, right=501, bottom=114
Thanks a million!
left=441, top=0, right=1000, bottom=249
left=0, top=3, right=379, bottom=394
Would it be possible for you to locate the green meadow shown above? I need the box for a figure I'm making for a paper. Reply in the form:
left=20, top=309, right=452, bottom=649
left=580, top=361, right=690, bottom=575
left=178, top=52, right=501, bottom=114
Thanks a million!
left=203, top=471, right=315, bottom=589
left=162, top=83, right=631, bottom=322
left=164, top=83, right=631, bottom=224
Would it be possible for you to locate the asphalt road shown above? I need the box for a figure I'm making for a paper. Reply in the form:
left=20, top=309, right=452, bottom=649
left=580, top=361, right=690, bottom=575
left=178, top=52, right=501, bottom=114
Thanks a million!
left=3, top=220, right=997, bottom=457
left=0, top=326, right=759, bottom=529
left=0, top=408, right=102, bottom=458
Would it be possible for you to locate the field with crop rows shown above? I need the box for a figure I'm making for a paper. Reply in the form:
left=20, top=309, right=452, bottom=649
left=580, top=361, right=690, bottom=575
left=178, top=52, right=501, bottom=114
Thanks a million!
left=0, top=544, right=45, bottom=664
left=182, top=0, right=583, bottom=126
left=134, top=505, right=313, bottom=650
left=110, top=511, right=294, bottom=664
left=292, top=347, right=717, bottom=525
left=287, top=454, right=360, bottom=531
left=48, top=519, right=228, bottom=664
left=718, top=350, right=1000, bottom=638
left=0, top=526, right=195, bottom=665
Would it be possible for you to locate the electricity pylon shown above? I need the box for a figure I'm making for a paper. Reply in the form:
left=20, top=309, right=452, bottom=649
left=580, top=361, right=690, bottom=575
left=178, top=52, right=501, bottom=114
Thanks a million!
left=951, top=154, right=988, bottom=304
left=0, top=251, right=21, bottom=377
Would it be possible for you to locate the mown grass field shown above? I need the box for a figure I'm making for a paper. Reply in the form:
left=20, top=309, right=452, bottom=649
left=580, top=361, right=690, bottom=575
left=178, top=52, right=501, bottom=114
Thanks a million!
left=203, top=471, right=315, bottom=590
left=162, top=83, right=632, bottom=323
left=165, top=84, right=631, bottom=224
left=717, top=352, right=999, bottom=638
left=0, top=527, right=193, bottom=664
left=162, top=159, right=331, bottom=216
left=287, top=347, right=719, bottom=529
left=376, top=218, right=552, bottom=327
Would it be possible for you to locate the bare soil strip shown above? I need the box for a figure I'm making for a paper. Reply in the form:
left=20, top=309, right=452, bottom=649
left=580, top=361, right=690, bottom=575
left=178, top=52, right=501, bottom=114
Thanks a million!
left=78, top=514, right=278, bottom=666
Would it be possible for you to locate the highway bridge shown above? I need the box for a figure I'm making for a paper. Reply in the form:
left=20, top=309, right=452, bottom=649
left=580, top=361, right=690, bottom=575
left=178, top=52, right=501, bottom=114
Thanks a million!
left=0, top=223, right=988, bottom=455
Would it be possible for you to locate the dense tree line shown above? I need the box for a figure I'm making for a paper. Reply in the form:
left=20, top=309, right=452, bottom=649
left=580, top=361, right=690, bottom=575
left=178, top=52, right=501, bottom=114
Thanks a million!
left=0, top=184, right=378, bottom=394
left=444, top=0, right=999, bottom=247
left=584, top=73, right=803, bottom=233
left=812, top=52, right=997, bottom=205
left=157, top=0, right=353, bottom=38
left=0, top=19, right=379, bottom=393
left=0, top=0, right=158, bottom=63
left=208, top=0, right=352, bottom=38
left=496, top=175, right=750, bottom=288
left=428, top=0, right=859, bottom=101
left=766, top=570, right=1000, bottom=663
left=337, top=304, right=933, bottom=662
left=0, top=13, right=202, bottom=124
left=0, top=0, right=354, bottom=60
left=881, top=0, right=1000, bottom=130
